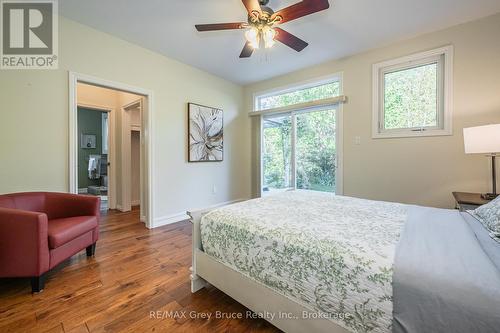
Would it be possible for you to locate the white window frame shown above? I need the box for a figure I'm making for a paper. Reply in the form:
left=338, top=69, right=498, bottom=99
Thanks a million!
left=372, top=45, right=453, bottom=139
left=254, top=73, right=344, bottom=196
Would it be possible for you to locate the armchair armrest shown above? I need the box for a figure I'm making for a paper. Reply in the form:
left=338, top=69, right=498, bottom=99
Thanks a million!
left=0, top=208, right=49, bottom=277
left=45, top=193, right=100, bottom=220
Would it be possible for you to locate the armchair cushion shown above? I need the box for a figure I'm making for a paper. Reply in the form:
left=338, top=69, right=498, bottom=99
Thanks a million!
left=0, top=192, right=45, bottom=212
left=13, top=193, right=46, bottom=213
left=48, top=216, right=98, bottom=249
left=0, top=196, right=15, bottom=209
left=45, top=192, right=100, bottom=220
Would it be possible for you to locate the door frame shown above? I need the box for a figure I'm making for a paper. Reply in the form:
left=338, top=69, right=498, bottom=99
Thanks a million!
left=69, top=71, right=155, bottom=228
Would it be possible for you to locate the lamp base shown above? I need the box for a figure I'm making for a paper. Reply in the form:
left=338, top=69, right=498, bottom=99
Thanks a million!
left=481, top=193, right=499, bottom=200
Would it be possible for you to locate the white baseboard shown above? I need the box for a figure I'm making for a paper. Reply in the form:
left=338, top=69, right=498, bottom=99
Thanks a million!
left=187, top=198, right=248, bottom=216
left=151, top=198, right=250, bottom=229
left=153, top=212, right=190, bottom=228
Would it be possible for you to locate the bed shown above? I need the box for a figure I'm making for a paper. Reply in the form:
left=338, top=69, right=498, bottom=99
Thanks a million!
left=188, top=190, right=500, bottom=333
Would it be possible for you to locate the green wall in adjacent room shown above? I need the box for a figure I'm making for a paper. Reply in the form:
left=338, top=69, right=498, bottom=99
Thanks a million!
left=78, top=107, right=104, bottom=189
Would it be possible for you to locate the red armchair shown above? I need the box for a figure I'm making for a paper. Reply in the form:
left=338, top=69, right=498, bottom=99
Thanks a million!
left=0, top=192, right=100, bottom=292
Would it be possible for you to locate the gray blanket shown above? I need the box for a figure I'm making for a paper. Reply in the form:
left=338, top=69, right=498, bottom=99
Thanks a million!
left=393, top=206, right=500, bottom=333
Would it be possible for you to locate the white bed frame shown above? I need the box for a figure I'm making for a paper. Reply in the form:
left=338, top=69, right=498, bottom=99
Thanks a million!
left=188, top=203, right=349, bottom=333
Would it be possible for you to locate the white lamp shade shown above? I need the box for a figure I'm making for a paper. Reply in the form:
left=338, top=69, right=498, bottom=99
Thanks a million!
left=463, top=124, right=500, bottom=154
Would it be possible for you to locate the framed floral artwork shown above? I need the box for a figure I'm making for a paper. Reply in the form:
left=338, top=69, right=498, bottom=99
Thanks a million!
left=188, top=103, right=223, bottom=162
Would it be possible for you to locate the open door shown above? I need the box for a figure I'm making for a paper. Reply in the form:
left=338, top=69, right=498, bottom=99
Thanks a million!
left=121, top=98, right=148, bottom=223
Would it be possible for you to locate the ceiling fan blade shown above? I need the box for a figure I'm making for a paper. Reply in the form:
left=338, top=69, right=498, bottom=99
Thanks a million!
left=195, top=23, right=246, bottom=32
left=241, top=0, right=262, bottom=15
left=272, top=0, right=329, bottom=24
left=274, top=28, right=308, bottom=52
left=239, top=42, right=254, bottom=58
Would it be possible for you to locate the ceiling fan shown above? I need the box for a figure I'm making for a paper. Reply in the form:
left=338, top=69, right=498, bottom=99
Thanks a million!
left=195, top=0, right=330, bottom=58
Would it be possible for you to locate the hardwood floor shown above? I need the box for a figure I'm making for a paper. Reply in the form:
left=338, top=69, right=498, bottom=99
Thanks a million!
left=0, top=208, right=280, bottom=333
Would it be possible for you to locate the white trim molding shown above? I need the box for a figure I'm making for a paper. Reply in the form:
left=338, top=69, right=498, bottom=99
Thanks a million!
left=155, top=199, right=249, bottom=228
left=336, top=76, right=344, bottom=195
left=68, top=71, right=155, bottom=228
left=153, top=212, right=191, bottom=228
left=187, top=198, right=248, bottom=216
left=372, top=45, right=454, bottom=139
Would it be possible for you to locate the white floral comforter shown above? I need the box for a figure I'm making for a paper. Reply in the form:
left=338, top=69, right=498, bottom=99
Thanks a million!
left=200, top=190, right=408, bottom=333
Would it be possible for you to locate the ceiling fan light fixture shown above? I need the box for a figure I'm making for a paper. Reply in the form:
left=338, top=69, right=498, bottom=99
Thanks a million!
left=195, top=0, right=331, bottom=58
left=245, top=26, right=260, bottom=49
left=262, top=26, right=276, bottom=48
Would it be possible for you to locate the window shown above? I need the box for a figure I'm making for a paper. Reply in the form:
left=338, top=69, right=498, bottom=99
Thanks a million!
left=262, top=115, right=292, bottom=191
left=256, top=80, right=340, bottom=111
left=256, top=76, right=342, bottom=195
left=296, top=110, right=336, bottom=192
left=372, top=46, right=453, bottom=138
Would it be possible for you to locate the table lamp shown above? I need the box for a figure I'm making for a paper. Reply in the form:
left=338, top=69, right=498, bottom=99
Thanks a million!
left=463, top=124, right=500, bottom=200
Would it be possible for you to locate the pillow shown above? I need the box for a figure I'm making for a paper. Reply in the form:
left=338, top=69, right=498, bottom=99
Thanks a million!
left=462, top=211, right=500, bottom=270
left=472, top=195, right=500, bottom=240
left=460, top=210, right=500, bottom=271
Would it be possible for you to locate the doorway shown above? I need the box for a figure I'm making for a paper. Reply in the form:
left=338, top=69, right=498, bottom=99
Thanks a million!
left=69, top=72, right=154, bottom=228
left=121, top=99, right=145, bottom=215
left=77, top=106, right=111, bottom=210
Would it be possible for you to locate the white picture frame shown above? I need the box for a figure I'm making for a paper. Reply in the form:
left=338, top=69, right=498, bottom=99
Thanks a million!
left=81, top=134, right=96, bottom=149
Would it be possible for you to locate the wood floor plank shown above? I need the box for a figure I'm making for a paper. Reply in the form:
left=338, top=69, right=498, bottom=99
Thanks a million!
left=64, top=324, right=90, bottom=333
left=42, top=324, right=65, bottom=333
left=0, top=208, right=280, bottom=333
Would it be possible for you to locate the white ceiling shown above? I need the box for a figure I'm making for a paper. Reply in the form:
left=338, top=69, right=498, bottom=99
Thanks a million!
left=59, top=0, right=500, bottom=85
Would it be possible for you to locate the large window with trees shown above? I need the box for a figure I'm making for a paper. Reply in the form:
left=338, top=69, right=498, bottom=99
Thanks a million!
left=257, top=77, right=341, bottom=195
left=262, top=115, right=292, bottom=191
left=296, top=110, right=336, bottom=192
left=257, top=81, right=340, bottom=110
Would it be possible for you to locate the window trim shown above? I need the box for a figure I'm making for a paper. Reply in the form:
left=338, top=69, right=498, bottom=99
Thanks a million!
left=255, top=73, right=344, bottom=196
left=372, top=45, right=453, bottom=139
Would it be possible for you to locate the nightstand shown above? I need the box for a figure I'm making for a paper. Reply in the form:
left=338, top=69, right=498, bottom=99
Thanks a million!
left=452, top=192, right=491, bottom=211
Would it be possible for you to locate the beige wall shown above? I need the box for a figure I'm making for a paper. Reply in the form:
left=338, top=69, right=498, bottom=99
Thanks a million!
left=244, top=13, right=500, bottom=208
left=0, top=17, right=251, bottom=224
